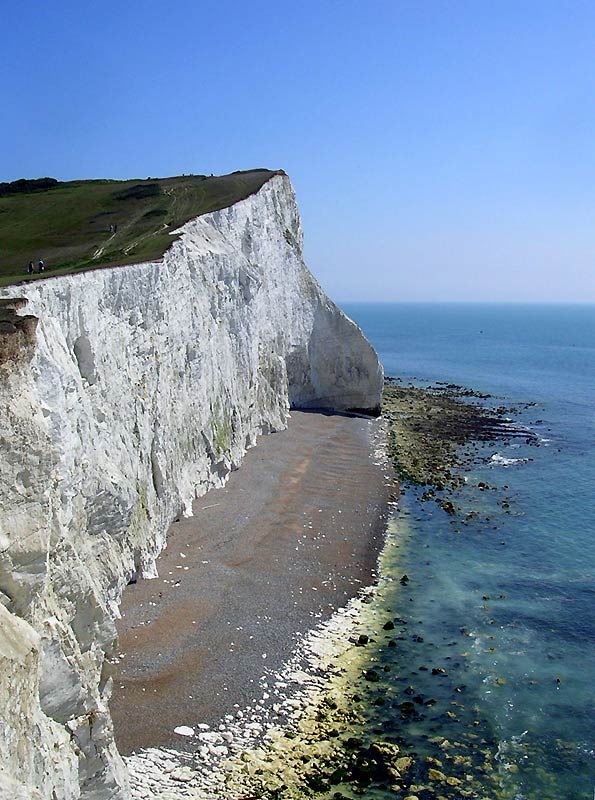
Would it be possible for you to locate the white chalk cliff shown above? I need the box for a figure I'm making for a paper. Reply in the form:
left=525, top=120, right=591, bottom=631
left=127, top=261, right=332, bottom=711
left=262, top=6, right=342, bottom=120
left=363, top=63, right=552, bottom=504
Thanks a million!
left=0, top=174, right=382, bottom=799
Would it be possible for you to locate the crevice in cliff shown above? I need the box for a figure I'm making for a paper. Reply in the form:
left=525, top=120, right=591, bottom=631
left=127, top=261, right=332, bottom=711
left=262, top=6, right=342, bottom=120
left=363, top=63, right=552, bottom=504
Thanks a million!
left=73, top=335, right=98, bottom=385
left=150, top=444, right=165, bottom=500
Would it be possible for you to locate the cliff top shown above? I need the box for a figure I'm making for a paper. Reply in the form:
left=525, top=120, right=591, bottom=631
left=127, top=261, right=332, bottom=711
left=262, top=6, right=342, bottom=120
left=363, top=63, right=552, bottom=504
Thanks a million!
left=0, top=169, right=283, bottom=287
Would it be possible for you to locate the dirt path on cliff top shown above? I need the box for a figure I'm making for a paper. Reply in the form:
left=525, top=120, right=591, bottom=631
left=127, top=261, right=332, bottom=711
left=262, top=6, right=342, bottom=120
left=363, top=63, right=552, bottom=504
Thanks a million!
left=110, top=410, right=394, bottom=755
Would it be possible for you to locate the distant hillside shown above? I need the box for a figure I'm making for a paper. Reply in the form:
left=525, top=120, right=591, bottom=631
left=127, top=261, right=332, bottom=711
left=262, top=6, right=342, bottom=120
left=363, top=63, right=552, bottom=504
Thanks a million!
left=0, top=169, right=282, bottom=287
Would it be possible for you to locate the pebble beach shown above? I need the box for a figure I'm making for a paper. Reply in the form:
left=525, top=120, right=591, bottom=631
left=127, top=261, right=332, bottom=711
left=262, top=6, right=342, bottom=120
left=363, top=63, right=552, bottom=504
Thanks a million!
left=110, top=408, right=396, bottom=792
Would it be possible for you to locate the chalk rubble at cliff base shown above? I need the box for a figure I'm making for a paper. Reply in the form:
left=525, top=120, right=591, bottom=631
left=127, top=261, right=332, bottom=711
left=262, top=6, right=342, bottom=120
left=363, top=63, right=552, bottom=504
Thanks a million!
left=125, top=585, right=383, bottom=799
left=0, top=174, right=382, bottom=799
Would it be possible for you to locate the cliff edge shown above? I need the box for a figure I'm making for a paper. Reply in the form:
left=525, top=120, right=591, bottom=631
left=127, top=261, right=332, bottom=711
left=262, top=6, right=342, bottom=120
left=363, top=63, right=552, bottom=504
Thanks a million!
left=0, top=174, right=382, bottom=798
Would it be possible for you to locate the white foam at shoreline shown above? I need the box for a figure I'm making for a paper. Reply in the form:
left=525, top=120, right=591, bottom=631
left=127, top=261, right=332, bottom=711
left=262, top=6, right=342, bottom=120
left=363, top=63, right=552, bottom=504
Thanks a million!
left=490, top=452, right=530, bottom=467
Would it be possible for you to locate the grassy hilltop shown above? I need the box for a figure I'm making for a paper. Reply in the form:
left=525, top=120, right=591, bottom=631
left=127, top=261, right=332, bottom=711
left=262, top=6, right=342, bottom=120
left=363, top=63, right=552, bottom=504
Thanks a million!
left=0, top=169, right=282, bottom=287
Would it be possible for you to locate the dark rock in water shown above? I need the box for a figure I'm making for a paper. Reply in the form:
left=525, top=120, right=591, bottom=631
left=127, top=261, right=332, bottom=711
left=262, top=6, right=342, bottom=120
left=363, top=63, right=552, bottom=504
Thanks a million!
left=357, top=634, right=369, bottom=646
left=400, top=574, right=410, bottom=585
left=365, top=669, right=381, bottom=682
left=329, top=776, right=348, bottom=790
left=306, top=774, right=331, bottom=792
left=345, top=737, right=363, bottom=750
left=432, top=667, right=447, bottom=676
left=349, top=752, right=379, bottom=784
left=440, top=500, right=456, bottom=515
left=383, top=620, right=395, bottom=630
left=400, top=701, right=416, bottom=715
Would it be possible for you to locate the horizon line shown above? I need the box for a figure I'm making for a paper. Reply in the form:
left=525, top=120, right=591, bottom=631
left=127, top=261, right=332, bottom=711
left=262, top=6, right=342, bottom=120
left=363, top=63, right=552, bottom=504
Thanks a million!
left=335, top=299, right=595, bottom=306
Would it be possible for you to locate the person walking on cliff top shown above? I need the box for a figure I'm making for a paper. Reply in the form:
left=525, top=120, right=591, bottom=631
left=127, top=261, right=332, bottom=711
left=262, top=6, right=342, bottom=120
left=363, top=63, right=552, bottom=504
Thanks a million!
left=38, top=259, right=45, bottom=272
left=27, top=261, right=34, bottom=274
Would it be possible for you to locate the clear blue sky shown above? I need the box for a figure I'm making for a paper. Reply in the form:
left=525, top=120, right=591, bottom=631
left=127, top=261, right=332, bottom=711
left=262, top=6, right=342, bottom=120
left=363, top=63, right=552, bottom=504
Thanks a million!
left=2, top=0, right=594, bottom=302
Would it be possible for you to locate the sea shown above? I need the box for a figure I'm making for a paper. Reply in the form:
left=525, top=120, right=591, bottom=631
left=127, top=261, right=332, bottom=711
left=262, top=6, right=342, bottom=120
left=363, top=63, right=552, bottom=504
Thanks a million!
left=342, top=302, right=595, bottom=800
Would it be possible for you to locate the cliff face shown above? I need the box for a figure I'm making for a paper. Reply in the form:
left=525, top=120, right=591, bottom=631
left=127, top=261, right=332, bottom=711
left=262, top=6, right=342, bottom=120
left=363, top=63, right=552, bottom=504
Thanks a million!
left=0, top=175, right=382, bottom=799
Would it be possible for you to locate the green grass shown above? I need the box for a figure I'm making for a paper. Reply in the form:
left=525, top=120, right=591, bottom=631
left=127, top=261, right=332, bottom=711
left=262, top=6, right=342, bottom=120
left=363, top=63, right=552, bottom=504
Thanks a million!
left=0, top=169, right=283, bottom=287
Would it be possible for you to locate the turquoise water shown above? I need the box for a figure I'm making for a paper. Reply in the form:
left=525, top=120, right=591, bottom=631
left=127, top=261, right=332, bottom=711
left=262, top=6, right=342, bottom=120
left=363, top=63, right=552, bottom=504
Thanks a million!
left=344, top=303, right=595, bottom=800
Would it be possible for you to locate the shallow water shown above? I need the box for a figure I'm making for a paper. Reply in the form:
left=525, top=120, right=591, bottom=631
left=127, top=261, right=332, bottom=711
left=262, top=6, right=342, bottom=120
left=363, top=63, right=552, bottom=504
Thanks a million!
left=344, top=303, right=595, bottom=800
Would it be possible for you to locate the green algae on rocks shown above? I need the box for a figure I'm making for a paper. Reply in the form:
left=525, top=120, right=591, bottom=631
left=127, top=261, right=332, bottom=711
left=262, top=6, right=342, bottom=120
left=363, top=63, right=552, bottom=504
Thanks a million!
left=382, top=378, right=536, bottom=513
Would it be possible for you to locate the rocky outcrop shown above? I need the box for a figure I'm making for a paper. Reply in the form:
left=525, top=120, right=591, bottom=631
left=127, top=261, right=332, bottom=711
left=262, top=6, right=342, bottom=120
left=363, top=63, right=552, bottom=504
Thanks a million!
left=0, top=174, right=382, bottom=798
left=0, top=298, right=38, bottom=365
